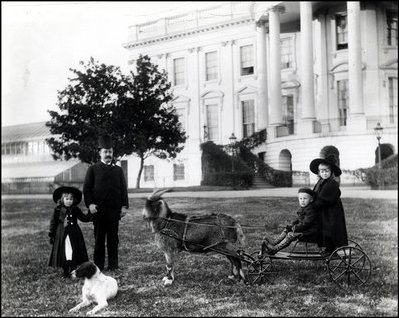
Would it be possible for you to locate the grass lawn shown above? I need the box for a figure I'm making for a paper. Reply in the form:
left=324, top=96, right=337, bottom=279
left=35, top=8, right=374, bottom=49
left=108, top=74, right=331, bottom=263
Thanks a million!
left=1, top=196, right=397, bottom=316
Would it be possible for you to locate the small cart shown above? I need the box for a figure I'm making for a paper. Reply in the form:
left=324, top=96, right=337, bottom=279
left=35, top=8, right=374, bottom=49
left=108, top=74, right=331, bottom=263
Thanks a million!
left=238, top=239, right=372, bottom=290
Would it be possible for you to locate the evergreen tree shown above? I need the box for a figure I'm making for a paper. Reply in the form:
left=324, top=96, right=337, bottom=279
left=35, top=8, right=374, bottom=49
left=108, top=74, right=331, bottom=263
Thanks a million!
left=46, top=55, right=186, bottom=188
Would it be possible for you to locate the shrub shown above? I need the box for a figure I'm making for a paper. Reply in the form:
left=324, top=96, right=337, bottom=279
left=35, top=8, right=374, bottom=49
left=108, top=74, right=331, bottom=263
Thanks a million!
left=237, top=144, right=292, bottom=187
left=201, top=141, right=253, bottom=188
left=360, top=154, right=398, bottom=189
left=201, top=171, right=254, bottom=189
left=382, top=153, right=398, bottom=169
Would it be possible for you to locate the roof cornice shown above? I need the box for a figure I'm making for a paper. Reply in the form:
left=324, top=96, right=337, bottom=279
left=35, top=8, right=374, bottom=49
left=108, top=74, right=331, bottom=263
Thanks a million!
left=122, top=18, right=254, bottom=49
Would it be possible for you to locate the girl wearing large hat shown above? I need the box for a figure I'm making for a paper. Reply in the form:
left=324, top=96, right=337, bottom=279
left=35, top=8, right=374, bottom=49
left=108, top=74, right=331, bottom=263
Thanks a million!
left=48, top=186, right=92, bottom=278
left=310, top=155, right=348, bottom=254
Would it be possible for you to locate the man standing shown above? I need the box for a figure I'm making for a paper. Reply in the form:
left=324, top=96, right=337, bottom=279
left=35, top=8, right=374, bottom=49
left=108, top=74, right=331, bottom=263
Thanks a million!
left=83, top=134, right=129, bottom=271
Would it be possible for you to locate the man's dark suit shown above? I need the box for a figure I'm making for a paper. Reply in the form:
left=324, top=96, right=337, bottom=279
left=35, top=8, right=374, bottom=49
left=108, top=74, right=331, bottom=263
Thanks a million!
left=83, top=161, right=129, bottom=270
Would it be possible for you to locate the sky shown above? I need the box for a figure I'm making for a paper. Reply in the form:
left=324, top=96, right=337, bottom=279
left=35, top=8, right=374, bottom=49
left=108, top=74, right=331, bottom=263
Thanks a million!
left=1, top=1, right=222, bottom=127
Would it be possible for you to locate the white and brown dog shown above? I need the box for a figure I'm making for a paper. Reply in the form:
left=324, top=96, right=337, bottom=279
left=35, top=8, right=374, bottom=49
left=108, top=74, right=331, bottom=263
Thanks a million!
left=69, top=261, right=118, bottom=315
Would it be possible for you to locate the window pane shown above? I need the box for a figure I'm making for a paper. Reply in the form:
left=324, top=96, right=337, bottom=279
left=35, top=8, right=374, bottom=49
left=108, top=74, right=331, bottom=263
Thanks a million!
left=173, top=164, right=185, bottom=180
left=281, top=38, right=292, bottom=69
left=242, top=100, right=255, bottom=137
left=337, top=80, right=349, bottom=126
left=389, top=77, right=398, bottom=123
left=144, top=165, right=154, bottom=181
left=282, top=95, right=294, bottom=134
left=336, top=14, right=348, bottom=50
left=175, top=108, right=186, bottom=131
left=206, top=104, right=219, bottom=141
left=387, top=10, right=398, bottom=46
left=240, top=45, right=254, bottom=75
left=206, top=51, right=218, bottom=81
left=173, top=58, right=185, bottom=86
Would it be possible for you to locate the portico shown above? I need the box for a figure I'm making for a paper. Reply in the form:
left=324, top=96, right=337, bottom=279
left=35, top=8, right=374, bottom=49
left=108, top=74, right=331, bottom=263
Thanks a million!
left=255, top=1, right=367, bottom=138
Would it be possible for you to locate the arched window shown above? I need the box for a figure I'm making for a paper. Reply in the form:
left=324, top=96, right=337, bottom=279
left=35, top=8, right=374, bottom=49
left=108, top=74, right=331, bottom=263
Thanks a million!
left=279, top=149, right=292, bottom=172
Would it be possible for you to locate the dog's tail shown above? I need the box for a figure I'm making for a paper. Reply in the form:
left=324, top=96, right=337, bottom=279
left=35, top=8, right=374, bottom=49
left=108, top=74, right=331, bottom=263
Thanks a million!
left=118, top=284, right=135, bottom=292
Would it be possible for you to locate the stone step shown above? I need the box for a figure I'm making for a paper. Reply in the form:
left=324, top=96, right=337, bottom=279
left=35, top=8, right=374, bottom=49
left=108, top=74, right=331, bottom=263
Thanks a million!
left=252, top=175, right=273, bottom=188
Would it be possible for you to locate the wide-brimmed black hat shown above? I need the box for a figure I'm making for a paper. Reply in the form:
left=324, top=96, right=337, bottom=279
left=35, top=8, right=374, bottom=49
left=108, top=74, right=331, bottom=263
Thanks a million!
left=310, top=154, right=342, bottom=176
left=98, top=134, right=113, bottom=149
left=53, top=186, right=82, bottom=204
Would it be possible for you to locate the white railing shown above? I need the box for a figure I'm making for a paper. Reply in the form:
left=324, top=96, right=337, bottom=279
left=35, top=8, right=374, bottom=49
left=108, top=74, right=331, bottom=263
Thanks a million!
left=128, top=2, right=255, bottom=42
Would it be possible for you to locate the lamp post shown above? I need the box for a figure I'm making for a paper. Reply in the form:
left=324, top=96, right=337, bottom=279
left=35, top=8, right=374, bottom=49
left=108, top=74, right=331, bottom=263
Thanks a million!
left=229, top=133, right=237, bottom=172
left=203, top=125, right=208, bottom=141
left=374, top=122, right=383, bottom=169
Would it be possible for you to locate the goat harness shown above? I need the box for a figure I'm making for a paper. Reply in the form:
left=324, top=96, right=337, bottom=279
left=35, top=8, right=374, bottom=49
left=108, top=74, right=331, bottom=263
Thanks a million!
left=159, top=214, right=229, bottom=253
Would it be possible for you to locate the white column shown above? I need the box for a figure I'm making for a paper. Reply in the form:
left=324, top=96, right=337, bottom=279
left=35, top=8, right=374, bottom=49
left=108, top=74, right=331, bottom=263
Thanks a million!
left=268, top=7, right=283, bottom=130
left=300, top=2, right=315, bottom=120
left=347, top=1, right=366, bottom=131
left=256, top=20, right=268, bottom=130
left=316, top=14, right=331, bottom=134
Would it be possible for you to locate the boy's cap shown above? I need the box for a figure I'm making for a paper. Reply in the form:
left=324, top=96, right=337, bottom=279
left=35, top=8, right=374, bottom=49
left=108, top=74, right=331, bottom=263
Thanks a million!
left=53, top=186, right=82, bottom=204
left=298, top=187, right=315, bottom=197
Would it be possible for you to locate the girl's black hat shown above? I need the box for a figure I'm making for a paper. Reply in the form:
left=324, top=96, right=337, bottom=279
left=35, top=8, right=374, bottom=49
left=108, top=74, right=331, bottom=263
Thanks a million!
left=53, top=186, right=82, bottom=204
left=309, top=155, right=342, bottom=176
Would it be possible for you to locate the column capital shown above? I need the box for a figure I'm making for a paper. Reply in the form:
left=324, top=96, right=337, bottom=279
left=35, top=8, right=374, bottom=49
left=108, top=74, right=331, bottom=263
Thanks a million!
left=269, top=5, right=285, bottom=15
left=256, top=19, right=268, bottom=28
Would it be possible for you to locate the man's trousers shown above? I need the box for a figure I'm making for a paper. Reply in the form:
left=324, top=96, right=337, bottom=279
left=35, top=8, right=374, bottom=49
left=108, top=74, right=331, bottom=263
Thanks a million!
left=93, top=213, right=119, bottom=270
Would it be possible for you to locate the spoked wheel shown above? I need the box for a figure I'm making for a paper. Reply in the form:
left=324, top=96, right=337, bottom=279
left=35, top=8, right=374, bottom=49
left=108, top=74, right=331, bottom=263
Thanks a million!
left=326, top=246, right=372, bottom=290
left=244, top=251, right=274, bottom=285
left=347, top=239, right=362, bottom=250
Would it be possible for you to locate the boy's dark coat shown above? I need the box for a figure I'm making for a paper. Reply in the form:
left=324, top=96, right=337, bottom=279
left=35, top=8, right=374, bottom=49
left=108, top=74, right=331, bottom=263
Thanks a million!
left=291, top=204, right=320, bottom=236
left=48, top=205, right=91, bottom=268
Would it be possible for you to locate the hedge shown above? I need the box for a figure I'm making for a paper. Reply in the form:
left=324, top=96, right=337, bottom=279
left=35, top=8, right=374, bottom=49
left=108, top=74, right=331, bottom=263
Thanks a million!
left=201, top=141, right=253, bottom=188
left=360, top=154, right=398, bottom=189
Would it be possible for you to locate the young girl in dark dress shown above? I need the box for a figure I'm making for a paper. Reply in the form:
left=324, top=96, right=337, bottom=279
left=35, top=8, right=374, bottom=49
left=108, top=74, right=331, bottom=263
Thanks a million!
left=310, top=155, right=348, bottom=254
left=48, top=186, right=92, bottom=278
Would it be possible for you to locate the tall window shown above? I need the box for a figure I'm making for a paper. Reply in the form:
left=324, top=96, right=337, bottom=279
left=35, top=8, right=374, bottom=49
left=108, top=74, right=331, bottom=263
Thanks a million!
left=175, top=108, right=186, bottom=131
left=387, top=10, right=398, bottom=46
left=206, top=104, right=219, bottom=142
left=281, top=38, right=293, bottom=69
left=205, top=51, right=218, bottom=81
left=173, top=57, right=185, bottom=86
left=388, top=77, right=398, bottom=124
left=337, top=80, right=349, bottom=126
left=144, top=165, right=154, bottom=182
left=173, top=164, right=185, bottom=181
left=240, top=45, right=254, bottom=76
left=282, top=95, right=294, bottom=134
left=336, top=14, right=348, bottom=50
left=242, top=100, right=255, bottom=137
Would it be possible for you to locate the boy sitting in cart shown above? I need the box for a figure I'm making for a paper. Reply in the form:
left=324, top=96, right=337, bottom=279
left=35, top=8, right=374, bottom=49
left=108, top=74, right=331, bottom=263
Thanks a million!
left=261, top=187, right=321, bottom=256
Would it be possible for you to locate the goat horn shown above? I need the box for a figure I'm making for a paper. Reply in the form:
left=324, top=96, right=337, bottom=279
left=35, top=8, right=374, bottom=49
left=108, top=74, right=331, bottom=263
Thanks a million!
left=148, top=188, right=172, bottom=201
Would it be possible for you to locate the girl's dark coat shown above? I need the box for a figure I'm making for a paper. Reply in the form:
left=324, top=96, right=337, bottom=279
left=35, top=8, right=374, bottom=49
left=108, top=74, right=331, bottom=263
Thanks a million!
left=312, top=177, right=348, bottom=249
left=48, top=205, right=92, bottom=269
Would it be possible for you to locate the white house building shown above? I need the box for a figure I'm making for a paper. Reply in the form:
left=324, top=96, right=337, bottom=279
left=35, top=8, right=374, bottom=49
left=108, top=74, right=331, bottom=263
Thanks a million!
left=122, top=1, right=397, bottom=188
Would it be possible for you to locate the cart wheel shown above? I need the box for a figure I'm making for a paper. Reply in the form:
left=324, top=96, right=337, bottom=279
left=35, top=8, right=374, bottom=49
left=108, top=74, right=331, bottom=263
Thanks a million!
left=245, top=251, right=273, bottom=285
left=326, top=246, right=372, bottom=290
left=347, top=239, right=362, bottom=250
